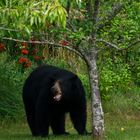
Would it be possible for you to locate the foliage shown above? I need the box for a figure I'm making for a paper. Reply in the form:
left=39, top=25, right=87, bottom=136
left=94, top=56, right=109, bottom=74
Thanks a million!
left=0, top=76, right=23, bottom=120
left=0, top=0, right=140, bottom=72
left=0, top=1, right=139, bottom=88
left=45, top=0, right=67, bottom=28
left=128, top=46, right=140, bottom=85
left=0, top=53, right=32, bottom=85
left=78, top=73, right=90, bottom=97
left=0, top=2, right=140, bottom=138
left=0, top=0, right=67, bottom=32
left=0, top=53, right=32, bottom=119
left=99, top=1, right=140, bottom=47
left=99, top=57, right=132, bottom=100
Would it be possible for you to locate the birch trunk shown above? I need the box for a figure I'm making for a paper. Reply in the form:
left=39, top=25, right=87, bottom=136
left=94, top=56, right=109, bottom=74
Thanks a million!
left=85, top=48, right=104, bottom=140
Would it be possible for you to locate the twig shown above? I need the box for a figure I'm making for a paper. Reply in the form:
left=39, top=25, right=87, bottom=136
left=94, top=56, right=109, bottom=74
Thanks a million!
left=120, top=39, right=140, bottom=51
left=96, top=39, right=140, bottom=50
left=128, top=39, right=140, bottom=48
left=96, top=39, right=121, bottom=50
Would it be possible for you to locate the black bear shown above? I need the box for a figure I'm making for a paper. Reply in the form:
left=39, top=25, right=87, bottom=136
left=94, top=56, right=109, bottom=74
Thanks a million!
left=22, top=65, right=87, bottom=137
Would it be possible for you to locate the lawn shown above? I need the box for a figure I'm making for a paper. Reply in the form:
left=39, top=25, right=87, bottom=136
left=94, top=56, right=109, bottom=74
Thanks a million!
left=0, top=112, right=140, bottom=140
left=105, top=114, right=140, bottom=140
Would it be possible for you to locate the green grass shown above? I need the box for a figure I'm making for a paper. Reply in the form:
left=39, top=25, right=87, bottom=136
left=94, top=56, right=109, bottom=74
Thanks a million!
left=0, top=119, right=91, bottom=140
left=105, top=114, right=140, bottom=140
left=0, top=114, right=140, bottom=140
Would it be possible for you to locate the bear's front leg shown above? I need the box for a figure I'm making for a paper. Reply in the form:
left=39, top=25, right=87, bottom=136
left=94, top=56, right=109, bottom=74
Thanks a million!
left=35, top=94, right=50, bottom=137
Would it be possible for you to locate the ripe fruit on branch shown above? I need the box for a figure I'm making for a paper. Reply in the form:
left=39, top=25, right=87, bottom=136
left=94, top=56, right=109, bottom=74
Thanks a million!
left=21, top=49, right=29, bottom=55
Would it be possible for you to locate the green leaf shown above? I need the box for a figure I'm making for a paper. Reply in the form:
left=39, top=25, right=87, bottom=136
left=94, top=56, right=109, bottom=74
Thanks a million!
left=30, top=17, right=34, bottom=26
left=24, top=26, right=30, bottom=36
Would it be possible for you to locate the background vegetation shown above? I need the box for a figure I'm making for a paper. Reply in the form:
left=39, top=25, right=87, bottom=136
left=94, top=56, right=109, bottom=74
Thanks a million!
left=0, top=0, right=140, bottom=139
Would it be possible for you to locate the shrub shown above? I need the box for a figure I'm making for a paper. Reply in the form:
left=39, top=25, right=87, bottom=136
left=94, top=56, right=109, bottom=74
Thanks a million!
left=78, top=73, right=90, bottom=98
left=99, top=58, right=132, bottom=101
left=0, top=77, right=23, bottom=120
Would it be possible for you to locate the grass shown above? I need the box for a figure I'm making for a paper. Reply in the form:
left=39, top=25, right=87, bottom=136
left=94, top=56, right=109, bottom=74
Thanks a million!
left=0, top=114, right=140, bottom=140
left=105, top=114, right=140, bottom=140
left=0, top=119, right=91, bottom=140
left=0, top=97, right=140, bottom=140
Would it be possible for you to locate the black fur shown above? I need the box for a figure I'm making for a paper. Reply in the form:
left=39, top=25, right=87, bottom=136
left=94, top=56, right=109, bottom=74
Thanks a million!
left=22, top=65, right=87, bottom=137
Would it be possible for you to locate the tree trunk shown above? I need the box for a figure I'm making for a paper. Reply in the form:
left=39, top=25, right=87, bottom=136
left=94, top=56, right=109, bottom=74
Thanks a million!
left=84, top=48, right=104, bottom=140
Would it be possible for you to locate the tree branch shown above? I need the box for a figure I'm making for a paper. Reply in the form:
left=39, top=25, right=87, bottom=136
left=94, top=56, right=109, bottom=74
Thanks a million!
left=92, top=0, right=100, bottom=41
left=96, top=39, right=121, bottom=50
left=98, top=3, right=124, bottom=30
left=86, top=0, right=92, bottom=16
left=93, top=0, right=100, bottom=25
left=121, top=39, right=140, bottom=51
left=2, top=37, right=83, bottom=58
left=96, top=39, right=140, bottom=50
left=128, top=39, right=140, bottom=48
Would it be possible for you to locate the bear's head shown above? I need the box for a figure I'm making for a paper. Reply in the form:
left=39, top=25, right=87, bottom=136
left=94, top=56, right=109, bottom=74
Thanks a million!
left=51, top=75, right=79, bottom=102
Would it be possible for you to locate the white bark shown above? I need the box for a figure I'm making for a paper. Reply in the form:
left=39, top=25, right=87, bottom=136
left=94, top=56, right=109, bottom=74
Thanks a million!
left=84, top=48, right=104, bottom=139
